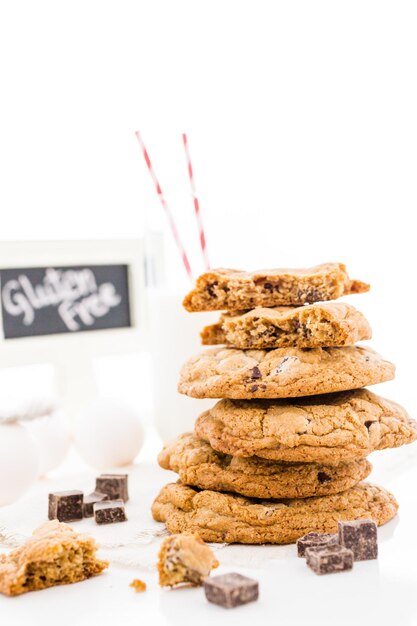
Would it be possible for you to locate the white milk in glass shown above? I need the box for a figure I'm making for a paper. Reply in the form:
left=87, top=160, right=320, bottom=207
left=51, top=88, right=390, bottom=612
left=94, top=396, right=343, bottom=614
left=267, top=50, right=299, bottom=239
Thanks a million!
left=148, top=288, right=217, bottom=442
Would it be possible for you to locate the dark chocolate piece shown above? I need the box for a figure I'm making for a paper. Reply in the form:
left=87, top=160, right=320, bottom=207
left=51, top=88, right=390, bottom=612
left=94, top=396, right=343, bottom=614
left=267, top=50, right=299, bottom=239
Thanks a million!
left=48, top=490, right=83, bottom=522
left=95, top=474, right=129, bottom=501
left=250, top=366, right=262, bottom=380
left=296, top=532, right=338, bottom=557
left=317, top=471, right=331, bottom=484
left=203, top=573, right=258, bottom=609
left=206, top=282, right=218, bottom=298
left=306, top=544, right=353, bottom=575
left=83, top=491, right=109, bottom=518
left=94, top=499, right=127, bottom=524
left=338, top=519, right=378, bottom=561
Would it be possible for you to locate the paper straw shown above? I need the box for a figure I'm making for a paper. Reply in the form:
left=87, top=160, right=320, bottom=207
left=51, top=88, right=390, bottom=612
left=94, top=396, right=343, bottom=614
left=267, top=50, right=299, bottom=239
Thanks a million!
left=135, top=131, right=193, bottom=280
left=182, top=133, right=210, bottom=270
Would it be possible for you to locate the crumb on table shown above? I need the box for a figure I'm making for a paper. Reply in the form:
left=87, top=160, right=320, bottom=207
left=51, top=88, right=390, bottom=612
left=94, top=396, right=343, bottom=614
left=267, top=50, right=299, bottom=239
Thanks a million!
left=130, top=578, right=147, bottom=592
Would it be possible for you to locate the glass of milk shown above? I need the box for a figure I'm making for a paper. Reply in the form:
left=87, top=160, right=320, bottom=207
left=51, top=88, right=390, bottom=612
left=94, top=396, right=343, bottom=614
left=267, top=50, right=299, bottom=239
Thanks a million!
left=147, top=287, right=217, bottom=442
left=144, top=229, right=218, bottom=442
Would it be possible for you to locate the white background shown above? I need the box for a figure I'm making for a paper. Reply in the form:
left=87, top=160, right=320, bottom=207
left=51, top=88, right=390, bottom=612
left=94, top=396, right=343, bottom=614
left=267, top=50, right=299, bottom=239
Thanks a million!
left=1, top=1, right=417, bottom=624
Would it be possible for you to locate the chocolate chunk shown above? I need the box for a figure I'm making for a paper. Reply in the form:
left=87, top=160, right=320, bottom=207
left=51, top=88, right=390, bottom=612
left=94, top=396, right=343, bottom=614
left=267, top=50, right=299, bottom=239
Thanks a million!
left=302, top=325, right=312, bottom=338
left=95, top=474, right=129, bottom=501
left=83, top=491, right=109, bottom=518
left=48, top=490, right=83, bottom=522
left=297, top=532, right=338, bottom=557
left=364, top=420, right=375, bottom=430
left=204, top=573, right=259, bottom=608
left=206, top=282, right=218, bottom=298
left=249, top=384, right=259, bottom=392
left=338, top=519, right=378, bottom=561
left=317, top=471, right=331, bottom=484
left=94, top=500, right=127, bottom=524
left=263, top=282, right=273, bottom=291
left=306, top=544, right=353, bottom=575
left=297, top=287, right=321, bottom=303
left=250, top=366, right=262, bottom=379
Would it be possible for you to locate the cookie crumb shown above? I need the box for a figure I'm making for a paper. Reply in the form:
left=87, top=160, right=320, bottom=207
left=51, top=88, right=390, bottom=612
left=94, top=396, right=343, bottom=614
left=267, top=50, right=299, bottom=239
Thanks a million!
left=130, top=578, right=147, bottom=592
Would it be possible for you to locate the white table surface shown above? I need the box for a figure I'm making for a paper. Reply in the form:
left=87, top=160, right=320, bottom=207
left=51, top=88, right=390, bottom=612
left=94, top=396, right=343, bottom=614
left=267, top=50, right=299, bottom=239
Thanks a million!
left=1, top=430, right=417, bottom=626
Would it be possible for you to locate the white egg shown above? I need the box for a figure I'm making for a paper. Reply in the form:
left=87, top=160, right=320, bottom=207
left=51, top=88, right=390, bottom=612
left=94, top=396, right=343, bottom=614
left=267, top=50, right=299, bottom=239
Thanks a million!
left=24, top=410, right=72, bottom=476
left=0, top=423, right=40, bottom=506
left=73, top=398, right=144, bottom=469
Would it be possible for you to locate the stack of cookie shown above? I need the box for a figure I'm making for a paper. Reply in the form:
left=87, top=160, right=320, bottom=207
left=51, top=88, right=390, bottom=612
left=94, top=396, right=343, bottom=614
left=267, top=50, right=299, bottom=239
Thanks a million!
left=152, top=263, right=417, bottom=544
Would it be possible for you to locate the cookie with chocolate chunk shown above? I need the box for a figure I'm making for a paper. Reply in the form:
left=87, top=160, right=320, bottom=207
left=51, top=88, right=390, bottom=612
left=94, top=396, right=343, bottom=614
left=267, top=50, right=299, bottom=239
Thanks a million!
left=157, top=533, right=218, bottom=587
left=151, top=482, right=398, bottom=545
left=178, top=346, right=394, bottom=399
left=0, top=521, right=108, bottom=596
left=201, top=303, right=372, bottom=349
left=183, top=263, right=369, bottom=312
left=194, top=389, right=417, bottom=464
left=158, top=433, right=372, bottom=499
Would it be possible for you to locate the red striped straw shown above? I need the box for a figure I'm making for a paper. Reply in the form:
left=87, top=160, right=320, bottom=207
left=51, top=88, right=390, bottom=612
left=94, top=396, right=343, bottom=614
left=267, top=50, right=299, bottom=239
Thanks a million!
left=135, top=131, right=193, bottom=281
left=182, top=133, right=210, bottom=270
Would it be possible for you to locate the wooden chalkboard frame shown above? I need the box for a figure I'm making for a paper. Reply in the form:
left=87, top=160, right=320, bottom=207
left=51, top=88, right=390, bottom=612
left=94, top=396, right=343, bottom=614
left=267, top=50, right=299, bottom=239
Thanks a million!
left=0, top=240, right=147, bottom=414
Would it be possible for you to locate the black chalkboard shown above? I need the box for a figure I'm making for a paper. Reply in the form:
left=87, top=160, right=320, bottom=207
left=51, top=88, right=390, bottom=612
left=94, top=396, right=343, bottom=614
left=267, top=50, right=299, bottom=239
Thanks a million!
left=0, top=265, right=132, bottom=339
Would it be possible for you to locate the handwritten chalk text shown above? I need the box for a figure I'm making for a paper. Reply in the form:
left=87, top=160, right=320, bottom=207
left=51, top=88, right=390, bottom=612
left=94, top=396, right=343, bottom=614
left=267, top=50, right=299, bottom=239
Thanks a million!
left=2, top=268, right=122, bottom=331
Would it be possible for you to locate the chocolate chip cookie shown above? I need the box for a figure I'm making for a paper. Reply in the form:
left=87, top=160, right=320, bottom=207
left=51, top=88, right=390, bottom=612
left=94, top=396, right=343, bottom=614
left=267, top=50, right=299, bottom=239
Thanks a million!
left=0, top=521, right=108, bottom=596
left=157, top=533, right=218, bottom=587
left=200, top=303, right=372, bottom=349
left=151, top=482, right=398, bottom=544
left=183, top=263, right=369, bottom=312
left=194, top=389, right=417, bottom=464
left=178, top=346, right=395, bottom=399
left=158, top=433, right=372, bottom=499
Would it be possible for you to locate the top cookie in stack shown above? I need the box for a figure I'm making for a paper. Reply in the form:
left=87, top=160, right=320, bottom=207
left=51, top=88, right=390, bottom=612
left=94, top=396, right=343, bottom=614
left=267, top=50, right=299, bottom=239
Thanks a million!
left=182, top=263, right=369, bottom=311
left=152, top=263, right=416, bottom=545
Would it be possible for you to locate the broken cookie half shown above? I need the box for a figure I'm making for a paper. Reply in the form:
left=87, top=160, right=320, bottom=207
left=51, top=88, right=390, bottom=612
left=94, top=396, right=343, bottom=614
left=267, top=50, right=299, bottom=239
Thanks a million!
left=158, top=533, right=219, bottom=587
left=0, top=520, right=108, bottom=596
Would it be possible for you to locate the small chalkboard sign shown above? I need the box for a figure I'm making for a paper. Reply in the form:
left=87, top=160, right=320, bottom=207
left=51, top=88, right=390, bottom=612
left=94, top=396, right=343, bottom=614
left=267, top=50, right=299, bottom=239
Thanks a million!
left=0, top=240, right=147, bottom=414
left=0, top=264, right=132, bottom=339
